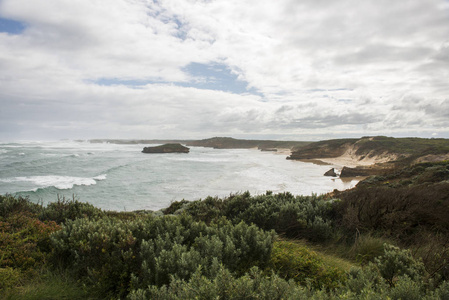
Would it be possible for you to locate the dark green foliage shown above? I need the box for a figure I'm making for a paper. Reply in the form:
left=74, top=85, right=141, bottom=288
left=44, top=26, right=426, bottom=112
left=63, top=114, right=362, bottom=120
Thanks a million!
left=434, top=281, right=449, bottom=300
left=183, top=196, right=225, bottom=223
left=4, top=187, right=449, bottom=299
left=50, top=214, right=274, bottom=298
left=163, top=199, right=190, bottom=215
left=127, top=265, right=313, bottom=300
left=374, top=244, right=424, bottom=287
left=344, top=266, right=387, bottom=296
left=0, top=194, right=42, bottom=218
left=39, top=195, right=103, bottom=224
left=180, top=191, right=336, bottom=242
left=342, top=244, right=426, bottom=299
left=129, top=246, right=444, bottom=300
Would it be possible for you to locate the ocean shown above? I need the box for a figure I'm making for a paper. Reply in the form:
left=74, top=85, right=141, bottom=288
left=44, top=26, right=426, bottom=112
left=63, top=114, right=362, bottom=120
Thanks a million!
left=0, top=141, right=359, bottom=211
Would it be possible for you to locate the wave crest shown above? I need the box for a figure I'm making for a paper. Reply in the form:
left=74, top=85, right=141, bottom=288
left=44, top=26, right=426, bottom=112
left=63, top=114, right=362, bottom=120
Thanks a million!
left=0, top=174, right=107, bottom=191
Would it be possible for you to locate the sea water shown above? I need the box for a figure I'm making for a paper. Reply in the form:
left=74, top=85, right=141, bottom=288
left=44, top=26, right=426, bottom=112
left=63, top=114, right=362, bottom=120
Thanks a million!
left=0, top=141, right=359, bottom=211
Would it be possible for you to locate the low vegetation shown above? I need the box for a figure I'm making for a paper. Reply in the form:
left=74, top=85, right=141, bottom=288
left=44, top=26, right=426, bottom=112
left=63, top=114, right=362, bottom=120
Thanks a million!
left=1, top=160, right=449, bottom=298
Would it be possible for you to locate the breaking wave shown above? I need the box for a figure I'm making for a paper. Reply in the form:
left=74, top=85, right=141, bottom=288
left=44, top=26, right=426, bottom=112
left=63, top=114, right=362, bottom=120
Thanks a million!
left=0, top=174, right=107, bottom=191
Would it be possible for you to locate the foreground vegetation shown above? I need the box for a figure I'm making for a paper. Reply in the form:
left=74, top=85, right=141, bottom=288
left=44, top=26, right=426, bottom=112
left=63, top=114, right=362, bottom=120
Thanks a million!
left=1, top=161, right=449, bottom=299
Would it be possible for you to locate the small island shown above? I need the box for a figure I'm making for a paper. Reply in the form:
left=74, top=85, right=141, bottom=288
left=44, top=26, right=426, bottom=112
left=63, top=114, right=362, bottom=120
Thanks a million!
left=142, top=143, right=190, bottom=153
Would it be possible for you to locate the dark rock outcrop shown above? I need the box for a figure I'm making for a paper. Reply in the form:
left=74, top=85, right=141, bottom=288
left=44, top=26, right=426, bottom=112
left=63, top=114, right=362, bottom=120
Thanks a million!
left=142, top=143, right=190, bottom=154
left=324, top=168, right=337, bottom=177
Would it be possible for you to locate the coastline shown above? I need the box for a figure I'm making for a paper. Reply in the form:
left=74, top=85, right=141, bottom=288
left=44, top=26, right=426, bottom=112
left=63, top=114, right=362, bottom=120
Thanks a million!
left=299, top=153, right=392, bottom=168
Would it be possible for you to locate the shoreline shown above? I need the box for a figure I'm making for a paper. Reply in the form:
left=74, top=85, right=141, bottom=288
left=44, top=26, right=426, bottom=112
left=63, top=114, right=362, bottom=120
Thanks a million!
left=298, top=155, right=389, bottom=169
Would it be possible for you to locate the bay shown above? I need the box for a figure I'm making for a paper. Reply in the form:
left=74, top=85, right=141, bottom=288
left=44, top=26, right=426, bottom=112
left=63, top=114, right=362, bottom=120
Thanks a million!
left=0, top=141, right=358, bottom=211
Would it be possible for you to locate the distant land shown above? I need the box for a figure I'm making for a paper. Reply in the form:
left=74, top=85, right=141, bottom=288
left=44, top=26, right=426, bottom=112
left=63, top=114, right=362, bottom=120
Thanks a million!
left=90, top=136, right=449, bottom=177
left=89, top=137, right=311, bottom=151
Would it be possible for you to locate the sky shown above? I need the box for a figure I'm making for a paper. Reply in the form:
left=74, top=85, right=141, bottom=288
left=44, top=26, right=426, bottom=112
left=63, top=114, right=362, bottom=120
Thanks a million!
left=0, top=0, right=449, bottom=141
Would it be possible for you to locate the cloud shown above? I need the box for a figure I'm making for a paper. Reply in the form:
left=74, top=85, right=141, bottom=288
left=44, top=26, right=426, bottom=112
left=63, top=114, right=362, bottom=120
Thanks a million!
left=0, top=0, right=448, bottom=140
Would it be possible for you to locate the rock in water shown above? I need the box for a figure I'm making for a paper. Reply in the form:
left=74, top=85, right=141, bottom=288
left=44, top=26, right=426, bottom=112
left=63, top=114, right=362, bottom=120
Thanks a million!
left=142, top=143, right=190, bottom=153
left=324, top=168, right=337, bottom=177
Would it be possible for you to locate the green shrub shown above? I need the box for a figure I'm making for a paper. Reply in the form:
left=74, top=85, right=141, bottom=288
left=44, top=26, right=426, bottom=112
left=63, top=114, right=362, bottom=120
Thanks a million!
left=375, top=244, right=425, bottom=287
left=0, top=195, right=42, bottom=218
left=388, top=275, right=423, bottom=300
left=173, top=192, right=336, bottom=243
left=50, top=214, right=274, bottom=298
left=344, top=266, right=386, bottom=295
left=433, top=281, right=449, bottom=300
left=39, top=196, right=103, bottom=223
left=128, top=265, right=312, bottom=300
left=163, top=199, right=190, bottom=215
left=183, top=196, right=225, bottom=223
left=268, top=241, right=346, bottom=289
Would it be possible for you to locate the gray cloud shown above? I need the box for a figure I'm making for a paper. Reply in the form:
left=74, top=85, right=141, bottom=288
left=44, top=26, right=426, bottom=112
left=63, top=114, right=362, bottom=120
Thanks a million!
left=0, top=0, right=448, bottom=140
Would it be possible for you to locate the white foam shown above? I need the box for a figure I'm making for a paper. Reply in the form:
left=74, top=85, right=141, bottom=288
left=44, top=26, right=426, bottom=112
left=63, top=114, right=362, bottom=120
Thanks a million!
left=0, top=175, right=103, bottom=190
left=93, top=174, right=107, bottom=181
left=167, top=157, right=231, bottom=163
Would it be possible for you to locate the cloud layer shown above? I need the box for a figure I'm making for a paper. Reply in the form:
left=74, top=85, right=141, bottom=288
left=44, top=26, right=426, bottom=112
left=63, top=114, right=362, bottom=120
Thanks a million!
left=0, top=0, right=448, bottom=140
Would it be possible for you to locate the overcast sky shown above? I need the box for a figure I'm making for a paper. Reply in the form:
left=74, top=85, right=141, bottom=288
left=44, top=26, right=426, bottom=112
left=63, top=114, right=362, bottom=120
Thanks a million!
left=1, top=0, right=449, bottom=141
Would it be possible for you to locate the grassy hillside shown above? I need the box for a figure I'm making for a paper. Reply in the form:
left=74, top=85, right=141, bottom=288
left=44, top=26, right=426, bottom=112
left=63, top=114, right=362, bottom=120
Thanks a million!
left=288, top=136, right=449, bottom=163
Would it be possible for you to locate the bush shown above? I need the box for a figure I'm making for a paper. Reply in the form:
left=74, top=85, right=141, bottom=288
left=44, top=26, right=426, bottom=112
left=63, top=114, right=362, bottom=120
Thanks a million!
left=39, top=195, right=103, bottom=223
left=268, top=241, right=346, bottom=289
left=344, top=266, right=386, bottom=295
left=374, top=244, right=424, bottom=287
left=179, top=192, right=336, bottom=243
left=128, top=265, right=312, bottom=300
left=0, top=210, right=60, bottom=271
left=433, top=280, right=449, bottom=300
left=0, top=195, right=42, bottom=218
left=50, top=214, right=274, bottom=298
left=388, top=275, right=423, bottom=300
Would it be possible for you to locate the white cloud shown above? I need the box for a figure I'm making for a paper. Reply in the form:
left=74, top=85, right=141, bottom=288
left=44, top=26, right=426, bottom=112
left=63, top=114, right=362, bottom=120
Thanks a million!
left=0, top=0, right=448, bottom=140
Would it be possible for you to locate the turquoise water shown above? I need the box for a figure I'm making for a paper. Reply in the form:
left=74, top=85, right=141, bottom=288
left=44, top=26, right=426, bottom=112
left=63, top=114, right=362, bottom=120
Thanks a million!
left=0, top=141, right=359, bottom=211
